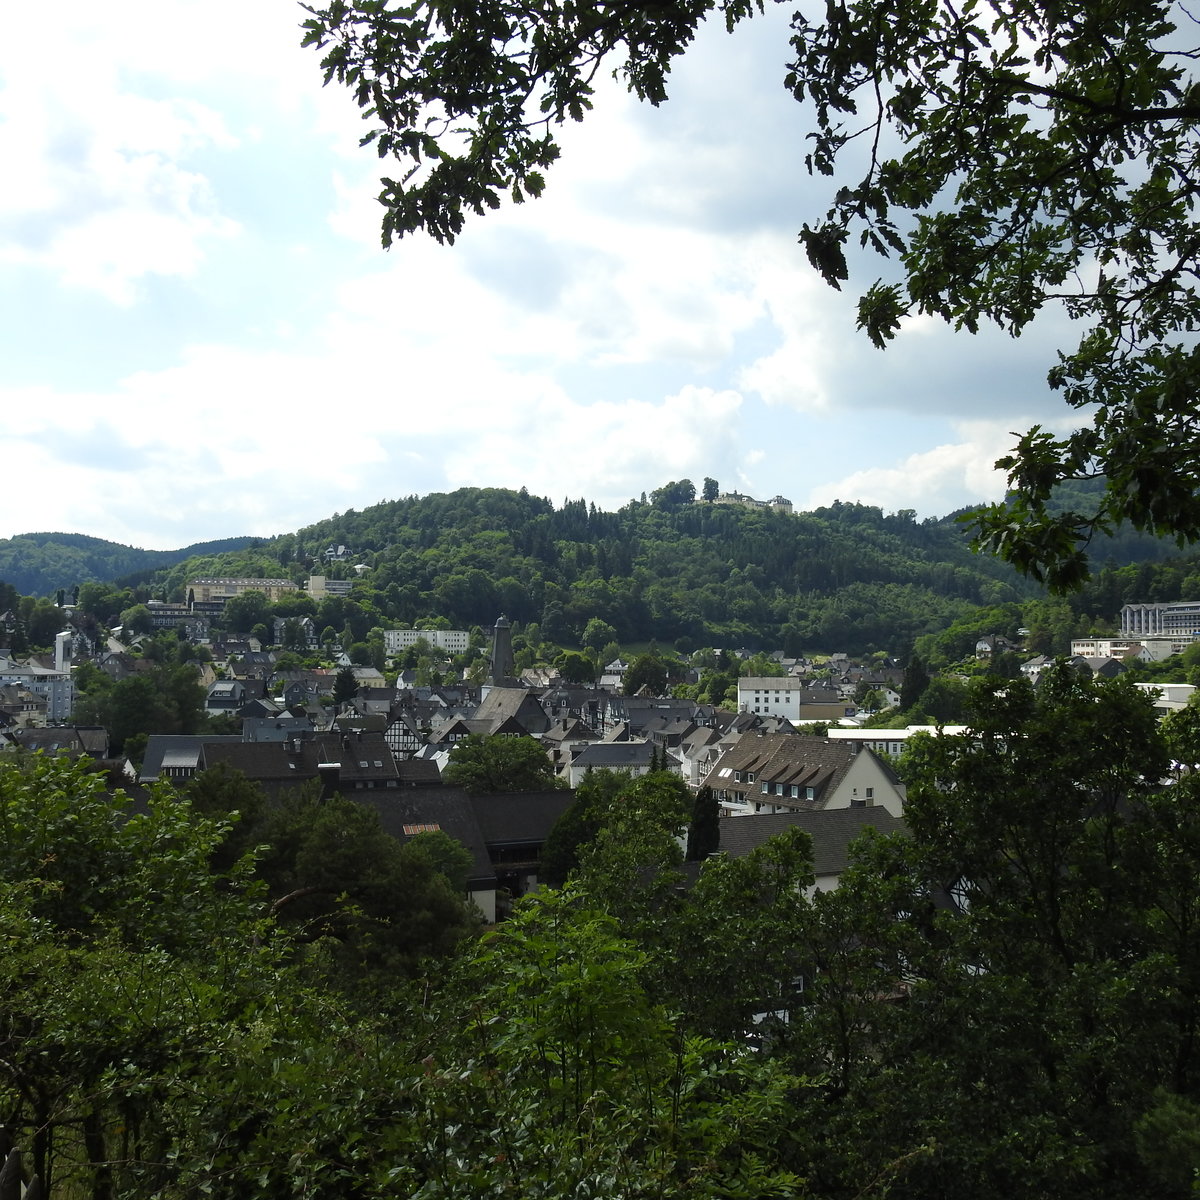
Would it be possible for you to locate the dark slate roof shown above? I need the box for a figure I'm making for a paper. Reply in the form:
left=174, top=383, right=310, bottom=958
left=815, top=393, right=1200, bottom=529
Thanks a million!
left=709, top=733, right=892, bottom=806
left=473, top=687, right=550, bottom=735
left=241, top=716, right=313, bottom=743
left=11, top=726, right=109, bottom=758
left=617, top=697, right=706, bottom=733
left=470, top=790, right=575, bottom=847
left=200, top=730, right=399, bottom=789
left=572, top=741, right=654, bottom=769
left=352, top=786, right=497, bottom=890
left=540, top=717, right=600, bottom=746
left=397, top=758, right=442, bottom=786
left=718, top=808, right=908, bottom=877
left=141, top=733, right=242, bottom=782
left=429, top=718, right=493, bottom=743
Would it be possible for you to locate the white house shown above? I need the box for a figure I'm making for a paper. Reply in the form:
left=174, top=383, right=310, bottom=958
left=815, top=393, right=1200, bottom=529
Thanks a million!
left=737, top=676, right=803, bottom=720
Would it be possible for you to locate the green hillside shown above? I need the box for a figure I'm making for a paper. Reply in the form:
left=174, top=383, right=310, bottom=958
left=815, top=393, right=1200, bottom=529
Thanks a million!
left=0, top=533, right=259, bottom=597
left=13, top=485, right=1198, bottom=657
left=237, top=487, right=1041, bottom=656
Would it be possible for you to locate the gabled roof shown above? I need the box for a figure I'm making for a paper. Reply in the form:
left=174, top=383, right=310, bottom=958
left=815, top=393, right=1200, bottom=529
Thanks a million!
left=199, top=730, right=399, bottom=789
left=9, top=726, right=109, bottom=758
left=470, top=790, right=575, bottom=847
left=141, top=733, right=242, bottom=782
left=473, top=687, right=550, bottom=735
left=718, top=807, right=907, bottom=877
left=352, top=787, right=497, bottom=891
left=540, top=717, right=600, bottom=746
left=708, top=733, right=865, bottom=807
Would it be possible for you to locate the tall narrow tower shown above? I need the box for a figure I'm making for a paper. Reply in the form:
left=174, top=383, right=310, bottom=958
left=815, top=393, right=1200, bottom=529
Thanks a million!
left=489, top=614, right=515, bottom=686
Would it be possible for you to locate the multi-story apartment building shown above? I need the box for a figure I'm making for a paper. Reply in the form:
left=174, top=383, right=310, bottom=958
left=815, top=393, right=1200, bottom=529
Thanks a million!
left=384, top=628, right=471, bottom=657
left=304, top=576, right=354, bottom=600
left=737, top=676, right=803, bottom=720
left=186, top=578, right=298, bottom=607
left=1121, top=601, right=1200, bottom=640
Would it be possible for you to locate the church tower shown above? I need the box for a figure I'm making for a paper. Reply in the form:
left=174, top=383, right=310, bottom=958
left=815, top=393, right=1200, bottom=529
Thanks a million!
left=489, top=614, right=516, bottom=686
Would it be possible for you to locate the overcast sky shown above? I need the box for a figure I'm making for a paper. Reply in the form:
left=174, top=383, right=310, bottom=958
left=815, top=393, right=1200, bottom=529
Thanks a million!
left=1, top=0, right=1083, bottom=550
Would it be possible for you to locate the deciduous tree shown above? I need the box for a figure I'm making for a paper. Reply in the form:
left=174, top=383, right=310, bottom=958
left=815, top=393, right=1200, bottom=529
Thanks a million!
left=443, top=732, right=560, bottom=792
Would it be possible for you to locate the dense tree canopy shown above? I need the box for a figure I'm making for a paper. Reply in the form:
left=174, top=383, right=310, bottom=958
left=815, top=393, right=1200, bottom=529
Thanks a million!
left=302, top=0, right=1200, bottom=588
left=443, top=732, right=561, bottom=792
left=10, top=670, right=1200, bottom=1194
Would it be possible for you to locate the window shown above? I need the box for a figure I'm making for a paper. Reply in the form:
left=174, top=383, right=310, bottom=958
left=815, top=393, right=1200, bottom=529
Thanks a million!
left=866, top=787, right=874, bottom=799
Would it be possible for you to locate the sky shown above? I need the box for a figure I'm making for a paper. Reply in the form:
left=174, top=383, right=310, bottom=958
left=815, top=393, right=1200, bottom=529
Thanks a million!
left=0, top=1, right=1084, bottom=551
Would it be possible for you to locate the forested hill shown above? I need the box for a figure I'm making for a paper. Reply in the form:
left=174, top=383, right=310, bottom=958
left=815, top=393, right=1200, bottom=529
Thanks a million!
left=253, top=487, right=1041, bottom=655
left=11, top=487, right=1197, bottom=654
left=0, top=533, right=258, bottom=598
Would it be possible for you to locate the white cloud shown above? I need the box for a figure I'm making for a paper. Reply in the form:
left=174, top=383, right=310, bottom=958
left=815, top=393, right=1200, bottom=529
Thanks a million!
left=0, top=0, right=1100, bottom=551
left=802, top=419, right=1038, bottom=515
left=0, top=23, right=241, bottom=301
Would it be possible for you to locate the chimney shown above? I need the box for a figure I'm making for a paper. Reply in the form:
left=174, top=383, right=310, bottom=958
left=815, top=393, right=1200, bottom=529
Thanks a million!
left=317, top=761, right=341, bottom=800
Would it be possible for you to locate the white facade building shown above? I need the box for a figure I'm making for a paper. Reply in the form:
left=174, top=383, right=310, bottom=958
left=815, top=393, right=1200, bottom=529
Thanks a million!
left=827, top=725, right=969, bottom=758
left=384, top=628, right=471, bottom=657
left=305, top=576, right=354, bottom=599
left=1070, top=636, right=1189, bottom=662
left=737, top=676, right=803, bottom=719
left=1135, top=682, right=1197, bottom=714
left=1121, top=601, right=1200, bottom=640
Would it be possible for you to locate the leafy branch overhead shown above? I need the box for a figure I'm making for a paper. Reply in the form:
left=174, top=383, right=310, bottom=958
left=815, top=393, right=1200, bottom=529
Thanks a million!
left=302, top=0, right=1200, bottom=588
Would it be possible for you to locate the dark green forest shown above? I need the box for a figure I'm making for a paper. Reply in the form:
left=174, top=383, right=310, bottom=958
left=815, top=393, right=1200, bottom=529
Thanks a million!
left=0, top=532, right=257, bottom=597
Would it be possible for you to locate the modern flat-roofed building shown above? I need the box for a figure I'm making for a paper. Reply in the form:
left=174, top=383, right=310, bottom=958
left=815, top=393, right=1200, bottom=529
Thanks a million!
left=305, top=576, right=354, bottom=599
left=827, top=725, right=969, bottom=759
left=384, top=628, right=471, bottom=657
left=1121, top=601, right=1200, bottom=640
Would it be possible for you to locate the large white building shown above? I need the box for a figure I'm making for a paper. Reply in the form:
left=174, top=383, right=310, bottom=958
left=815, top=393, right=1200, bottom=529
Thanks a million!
left=384, top=628, right=471, bottom=657
left=827, top=725, right=969, bottom=758
left=1121, top=601, right=1200, bottom=640
left=1070, top=636, right=1187, bottom=662
left=186, top=578, right=298, bottom=606
left=304, top=576, right=354, bottom=600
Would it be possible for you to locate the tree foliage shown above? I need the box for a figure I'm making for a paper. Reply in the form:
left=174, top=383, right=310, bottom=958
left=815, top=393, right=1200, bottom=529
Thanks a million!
left=72, top=655, right=209, bottom=752
left=757, top=668, right=1200, bottom=1196
left=302, top=0, right=1200, bottom=588
left=12, top=663, right=1200, bottom=1195
left=443, top=732, right=560, bottom=792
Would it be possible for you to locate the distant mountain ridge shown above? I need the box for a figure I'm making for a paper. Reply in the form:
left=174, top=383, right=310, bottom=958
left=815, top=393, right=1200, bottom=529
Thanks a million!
left=0, top=532, right=259, bottom=597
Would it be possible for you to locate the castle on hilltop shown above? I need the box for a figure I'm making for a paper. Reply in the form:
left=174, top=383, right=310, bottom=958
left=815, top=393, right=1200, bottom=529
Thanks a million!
left=711, top=490, right=794, bottom=515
